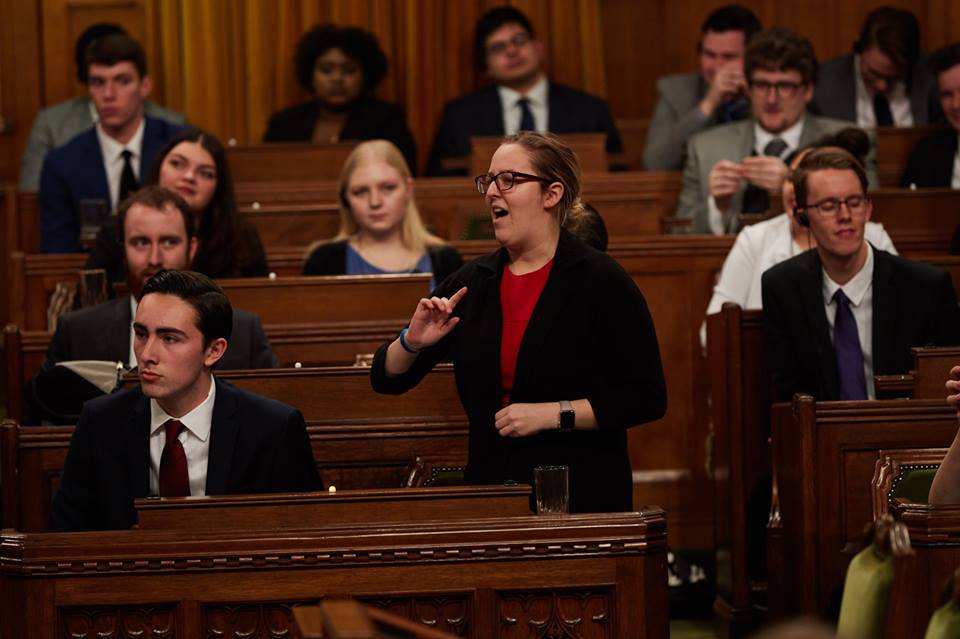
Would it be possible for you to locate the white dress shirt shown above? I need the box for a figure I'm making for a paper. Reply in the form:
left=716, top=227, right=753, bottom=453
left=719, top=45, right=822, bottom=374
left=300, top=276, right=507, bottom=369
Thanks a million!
left=96, top=118, right=145, bottom=211
left=701, top=214, right=896, bottom=346
left=498, top=76, right=548, bottom=135
left=128, top=297, right=138, bottom=368
left=951, top=134, right=960, bottom=189
left=149, top=377, right=216, bottom=496
left=822, top=243, right=876, bottom=399
left=707, top=118, right=805, bottom=235
left=854, top=54, right=913, bottom=128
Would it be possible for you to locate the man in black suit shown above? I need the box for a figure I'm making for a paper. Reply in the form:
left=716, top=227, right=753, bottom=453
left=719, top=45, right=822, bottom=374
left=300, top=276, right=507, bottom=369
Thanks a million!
left=762, top=147, right=960, bottom=401
left=901, top=42, right=960, bottom=188
left=49, top=269, right=320, bottom=531
left=424, top=5, right=622, bottom=176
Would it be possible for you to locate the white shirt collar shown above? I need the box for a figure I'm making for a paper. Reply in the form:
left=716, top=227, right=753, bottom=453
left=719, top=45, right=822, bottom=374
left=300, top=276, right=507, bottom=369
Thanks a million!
left=96, top=117, right=145, bottom=164
left=822, top=243, right=874, bottom=307
left=149, top=376, right=216, bottom=442
left=498, top=75, right=548, bottom=109
left=753, top=117, right=805, bottom=158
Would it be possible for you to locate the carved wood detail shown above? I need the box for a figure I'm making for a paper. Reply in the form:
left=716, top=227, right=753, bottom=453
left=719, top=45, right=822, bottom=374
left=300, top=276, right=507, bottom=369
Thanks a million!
left=360, top=595, right=470, bottom=636
left=204, top=602, right=315, bottom=639
left=498, top=590, right=612, bottom=639
left=60, top=606, right=175, bottom=639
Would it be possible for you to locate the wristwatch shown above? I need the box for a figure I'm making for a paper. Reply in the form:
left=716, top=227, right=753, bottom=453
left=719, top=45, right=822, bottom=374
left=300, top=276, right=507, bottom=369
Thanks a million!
left=558, top=400, right=575, bottom=431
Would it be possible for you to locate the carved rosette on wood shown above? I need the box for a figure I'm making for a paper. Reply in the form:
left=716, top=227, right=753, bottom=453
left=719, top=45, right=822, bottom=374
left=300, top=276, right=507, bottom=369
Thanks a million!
left=60, top=606, right=176, bottom=639
left=498, top=590, right=612, bottom=639
left=359, top=595, right=470, bottom=635
left=204, top=602, right=318, bottom=639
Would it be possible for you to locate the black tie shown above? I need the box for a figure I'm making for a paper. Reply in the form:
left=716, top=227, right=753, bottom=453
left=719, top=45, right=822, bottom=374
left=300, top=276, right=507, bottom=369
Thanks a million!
left=833, top=289, right=868, bottom=400
left=518, top=98, right=535, bottom=132
left=741, top=138, right=788, bottom=215
left=873, top=93, right=894, bottom=127
left=119, top=149, right=139, bottom=205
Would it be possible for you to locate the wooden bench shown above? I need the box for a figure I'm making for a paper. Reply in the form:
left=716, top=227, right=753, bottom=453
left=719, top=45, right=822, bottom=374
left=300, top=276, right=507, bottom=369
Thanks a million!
left=767, top=396, right=958, bottom=619
left=876, top=125, right=940, bottom=187
left=872, top=448, right=946, bottom=519
left=875, top=346, right=960, bottom=398
left=226, top=141, right=358, bottom=182
left=0, top=509, right=669, bottom=639
left=870, top=188, right=960, bottom=254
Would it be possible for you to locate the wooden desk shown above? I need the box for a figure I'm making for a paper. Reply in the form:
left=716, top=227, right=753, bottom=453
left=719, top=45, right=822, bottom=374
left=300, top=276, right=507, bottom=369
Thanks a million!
left=767, top=396, right=957, bottom=619
left=227, top=142, right=358, bottom=182
left=876, top=125, right=940, bottom=187
left=0, top=510, right=670, bottom=639
left=875, top=346, right=960, bottom=398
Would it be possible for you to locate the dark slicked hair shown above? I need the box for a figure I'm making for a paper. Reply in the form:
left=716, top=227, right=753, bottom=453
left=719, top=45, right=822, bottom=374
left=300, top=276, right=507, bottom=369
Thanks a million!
left=930, top=42, right=960, bottom=77
left=701, top=5, right=762, bottom=41
left=855, top=6, right=921, bottom=86
left=294, top=23, right=388, bottom=96
left=85, top=33, right=147, bottom=79
left=565, top=202, right=608, bottom=252
left=75, top=23, right=126, bottom=83
left=792, top=147, right=869, bottom=210
left=746, top=27, right=819, bottom=86
left=117, top=185, right=195, bottom=242
left=141, top=270, right=233, bottom=346
left=474, top=5, right=535, bottom=72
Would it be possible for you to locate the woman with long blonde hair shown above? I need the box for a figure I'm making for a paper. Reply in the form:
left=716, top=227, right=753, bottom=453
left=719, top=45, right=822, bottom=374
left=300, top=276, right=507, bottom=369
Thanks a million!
left=303, top=139, right=462, bottom=288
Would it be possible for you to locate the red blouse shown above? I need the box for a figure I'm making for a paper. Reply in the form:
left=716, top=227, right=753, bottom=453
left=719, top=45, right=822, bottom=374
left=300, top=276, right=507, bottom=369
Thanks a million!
left=500, top=258, right=554, bottom=406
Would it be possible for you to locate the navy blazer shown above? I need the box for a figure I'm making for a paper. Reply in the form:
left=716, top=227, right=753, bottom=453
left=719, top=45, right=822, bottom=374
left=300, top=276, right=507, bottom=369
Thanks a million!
left=371, top=231, right=666, bottom=513
left=49, top=377, right=321, bottom=531
left=425, top=83, right=623, bottom=176
left=39, top=116, right=184, bottom=253
left=761, top=246, right=960, bottom=401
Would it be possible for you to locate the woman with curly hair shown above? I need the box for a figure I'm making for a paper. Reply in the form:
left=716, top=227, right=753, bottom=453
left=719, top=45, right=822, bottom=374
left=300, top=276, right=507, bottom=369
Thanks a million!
left=264, top=24, right=417, bottom=172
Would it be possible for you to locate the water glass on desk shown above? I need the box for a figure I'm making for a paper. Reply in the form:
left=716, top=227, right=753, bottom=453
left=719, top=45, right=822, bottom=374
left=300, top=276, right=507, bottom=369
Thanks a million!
left=534, top=465, right=569, bottom=514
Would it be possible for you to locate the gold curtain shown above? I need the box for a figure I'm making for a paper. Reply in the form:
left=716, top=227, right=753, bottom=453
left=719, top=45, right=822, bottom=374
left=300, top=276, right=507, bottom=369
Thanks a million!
left=147, top=0, right=606, bottom=171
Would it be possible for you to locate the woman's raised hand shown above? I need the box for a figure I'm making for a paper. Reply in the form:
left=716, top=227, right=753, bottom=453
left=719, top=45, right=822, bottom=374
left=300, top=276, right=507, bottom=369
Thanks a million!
left=404, top=287, right=468, bottom=350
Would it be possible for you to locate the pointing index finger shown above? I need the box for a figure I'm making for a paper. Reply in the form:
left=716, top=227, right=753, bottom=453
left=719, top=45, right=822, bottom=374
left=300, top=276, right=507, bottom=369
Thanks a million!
left=448, top=286, right=468, bottom=309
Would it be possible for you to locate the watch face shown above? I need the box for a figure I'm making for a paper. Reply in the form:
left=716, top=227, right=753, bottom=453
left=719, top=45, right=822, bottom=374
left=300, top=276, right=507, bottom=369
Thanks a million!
left=560, top=409, right=575, bottom=430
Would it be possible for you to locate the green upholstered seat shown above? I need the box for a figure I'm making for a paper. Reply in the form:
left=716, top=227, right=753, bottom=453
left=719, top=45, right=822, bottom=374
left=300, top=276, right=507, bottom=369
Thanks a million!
left=924, top=601, right=960, bottom=639
left=890, top=466, right=938, bottom=505
left=837, top=545, right=895, bottom=639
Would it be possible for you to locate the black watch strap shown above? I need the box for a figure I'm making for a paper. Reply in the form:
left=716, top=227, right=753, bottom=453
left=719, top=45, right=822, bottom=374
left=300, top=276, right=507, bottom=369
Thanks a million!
left=559, top=400, right=575, bottom=431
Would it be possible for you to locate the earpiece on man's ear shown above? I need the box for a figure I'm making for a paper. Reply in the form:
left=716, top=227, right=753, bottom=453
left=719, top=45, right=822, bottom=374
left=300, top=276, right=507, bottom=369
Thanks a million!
left=794, top=207, right=809, bottom=228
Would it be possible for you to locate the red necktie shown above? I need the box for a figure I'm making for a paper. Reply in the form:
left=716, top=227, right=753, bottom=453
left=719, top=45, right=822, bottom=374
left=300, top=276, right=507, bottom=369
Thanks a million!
left=159, top=419, right=190, bottom=497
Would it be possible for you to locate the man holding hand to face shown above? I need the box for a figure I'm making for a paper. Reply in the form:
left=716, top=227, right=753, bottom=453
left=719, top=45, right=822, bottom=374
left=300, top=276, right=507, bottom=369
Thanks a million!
left=674, top=27, right=869, bottom=235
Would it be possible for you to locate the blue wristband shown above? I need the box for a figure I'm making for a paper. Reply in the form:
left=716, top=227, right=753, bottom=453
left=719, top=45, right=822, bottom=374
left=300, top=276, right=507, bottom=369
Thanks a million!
left=399, top=328, right=421, bottom=354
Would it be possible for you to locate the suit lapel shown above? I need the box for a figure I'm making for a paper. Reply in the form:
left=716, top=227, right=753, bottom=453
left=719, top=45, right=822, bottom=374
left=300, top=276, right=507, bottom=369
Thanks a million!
left=82, top=131, right=112, bottom=202
left=801, top=251, right=841, bottom=398
left=834, top=58, right=858, bottom=123
left=871, top=248, right=897, bottom=375
left=205, top=378, right=240, bottom=495
left=127, top=391, right=151, bottom=497
left=475, top=87, right=506, bottom=136
left=140, top=117, right=161, bottom=181
left=798, top=116, right=824, bottom=148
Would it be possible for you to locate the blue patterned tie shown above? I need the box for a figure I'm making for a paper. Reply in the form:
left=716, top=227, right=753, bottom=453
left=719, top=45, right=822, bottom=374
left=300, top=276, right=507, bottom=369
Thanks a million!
left=518, top=98, right=535, bottom=132
left=833, top=289, right=868, bottom=400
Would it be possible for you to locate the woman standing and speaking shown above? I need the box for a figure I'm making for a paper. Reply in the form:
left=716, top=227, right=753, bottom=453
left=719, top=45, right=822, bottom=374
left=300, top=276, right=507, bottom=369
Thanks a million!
left=371, top=132, right=666, bottom=513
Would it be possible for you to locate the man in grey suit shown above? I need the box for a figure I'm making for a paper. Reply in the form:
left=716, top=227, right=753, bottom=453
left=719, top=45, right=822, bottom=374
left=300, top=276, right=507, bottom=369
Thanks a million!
left=674, top=27, right=862, bottom=235
left=19, top=23, right=184, bottom=191
left=643, top=5, right=761, bottom=171
left=812, top=6, right=940, bottom=129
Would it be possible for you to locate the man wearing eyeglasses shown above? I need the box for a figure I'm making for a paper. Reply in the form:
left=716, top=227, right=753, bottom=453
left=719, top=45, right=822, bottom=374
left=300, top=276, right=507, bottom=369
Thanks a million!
left=761, top=147, right=960, bottom=402
left=673, top=27, right=868, bottom=235
left=813, top=6, right=940, bottom=129
left=424, top=5, right=622, bottom=177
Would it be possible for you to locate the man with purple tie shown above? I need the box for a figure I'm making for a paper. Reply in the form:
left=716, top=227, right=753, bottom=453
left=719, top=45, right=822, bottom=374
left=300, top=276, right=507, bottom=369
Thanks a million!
left=761, top=147, right=960, bottom=401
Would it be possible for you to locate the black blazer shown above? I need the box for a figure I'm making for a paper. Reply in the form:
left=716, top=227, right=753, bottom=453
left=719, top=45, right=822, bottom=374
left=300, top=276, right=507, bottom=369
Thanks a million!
left=900, top=126, right=958, bottom=188
left=49, top=377, right=321, bottom=531
left=761, top=247, right=960, bottom=401
left=302, top=239, right=464, bottom=285
left=43, top=296, right=278, bottom=371
left=425, top=83, right=624, bottom=176
left=263, top=97, right=418, bottom=174
left=371, top=231, right=666, bottom=512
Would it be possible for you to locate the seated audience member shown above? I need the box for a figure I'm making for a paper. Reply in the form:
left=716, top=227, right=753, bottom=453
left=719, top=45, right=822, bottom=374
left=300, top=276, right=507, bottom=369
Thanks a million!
left=39, top=187, right=276, bottom=387
left=674, top=27, right=858, bottom=235
left=813, top=6, right=940, bottom=128
left=86, top=127, right=268, bottom=283
left=564, top=202, right=608, bottom=252
left=643, top=5, right=762, bottom=170
left=263, top=24, right=417, bottom=172
left=19, top=23, right=185, bottom=191
left=928, top=364, right=960, bottom=504
left=425, top=5, right=622, bottom=176
left=39, top=34, right=183, bottom=253
left=49, top=269, right=319, bottom=531
left=762, top=147, right=960, bottom=402
left=901, top=43, right=960, bottom=187
left=705, top=128, right=895, bottom=320
left=303, top=140, right=463, bottom=289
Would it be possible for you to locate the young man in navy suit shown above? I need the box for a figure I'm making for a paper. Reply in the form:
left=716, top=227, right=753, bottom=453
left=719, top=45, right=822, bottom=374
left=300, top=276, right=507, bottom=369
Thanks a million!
left=425, top=5, right=622, bottom=176
left=39, top=33, right=182, bottom=253
left=49, top=270, right=320, bottom=531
